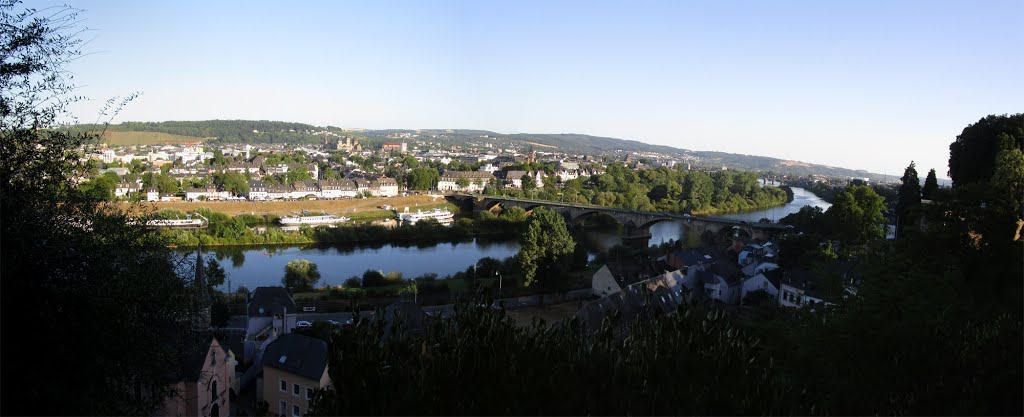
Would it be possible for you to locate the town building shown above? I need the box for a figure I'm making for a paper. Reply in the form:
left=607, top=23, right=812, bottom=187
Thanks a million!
left=380, top=142, right=406, bottom=153
left=778, top=270, right=836, bottom=308
left=261, top=334, right=331, bottom=417
left=243, top=287, right=298, bottom=363
left=739, top=268, right=783, bottom=305
left=437, top=171, right=494, bottom=193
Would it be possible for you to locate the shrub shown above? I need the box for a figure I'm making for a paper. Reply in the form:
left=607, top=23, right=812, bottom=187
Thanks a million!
left=362, top=269, right=387, bottom=287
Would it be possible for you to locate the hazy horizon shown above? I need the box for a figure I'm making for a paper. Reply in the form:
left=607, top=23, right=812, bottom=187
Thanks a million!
left=41, top=0, right=1023, bottom=179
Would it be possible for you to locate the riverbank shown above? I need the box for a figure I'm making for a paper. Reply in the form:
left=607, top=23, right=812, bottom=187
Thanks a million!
left=163, top=210, right=528, bottom=247
left=122, top=194, right=448, bottom=216
left=164, top=218, right=527, bottom=247
left=687, top=185, right=794, bottom=216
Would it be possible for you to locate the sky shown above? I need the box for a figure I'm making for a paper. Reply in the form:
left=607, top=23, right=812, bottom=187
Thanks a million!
left=36, top=0, right=1024, bottom=178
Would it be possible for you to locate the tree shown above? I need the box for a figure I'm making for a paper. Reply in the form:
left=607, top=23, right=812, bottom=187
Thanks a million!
left=214, top=171, right=249, bottom=195
left=361, top=269, right=387, bottom=287
left=406, top=167, right=439, bottom=190
left=682, top=172, right=713, bottom=212
left=779, top=205, right=825, bottom=234
left=282, top=259, right=321, bottom=291
left=521, top=173, right=536, bottom=192
left=516, top=207, right=575, bottom=288
left=948, top=113, right=1023, bottom=187
left=896, top=161, right=922, bottom=238
left=456, top=177, right=470, bottom=189
left=825, top=185, right=886, bottom=249
left=1, top=3, right=202, bottom=414
left=156, top=173, right=179, bottom=194
left=992, top=148, right=1024, bottom=210
left=922, top=168, right=939, bottom=200
left=79, top=171, right=119, bottom=201
left=205, top=256, right=227, bottom=289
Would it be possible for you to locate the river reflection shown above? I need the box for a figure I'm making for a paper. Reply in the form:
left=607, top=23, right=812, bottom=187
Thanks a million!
left=195, top=239, right=519, bottom=290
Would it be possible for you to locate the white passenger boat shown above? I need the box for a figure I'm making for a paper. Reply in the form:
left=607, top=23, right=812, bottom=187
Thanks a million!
left=397, top=208, right=455, bottom=226
left=278, top=214, right=351, bottom=226
left=145, top=218, right=206, bottom=228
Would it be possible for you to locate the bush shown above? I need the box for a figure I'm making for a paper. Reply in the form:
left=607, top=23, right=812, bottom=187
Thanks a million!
left=343, top=276, right=361, bottom=288
left=362, top=269, right=387, bottom=287
left=384, top=271, right=405, bottom=284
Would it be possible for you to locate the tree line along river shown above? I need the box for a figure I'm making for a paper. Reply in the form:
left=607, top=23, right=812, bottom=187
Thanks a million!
left=189, top=187, right=830, bottom=291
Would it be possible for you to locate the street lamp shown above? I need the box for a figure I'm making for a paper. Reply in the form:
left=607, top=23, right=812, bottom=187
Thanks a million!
left=497, top=271, right=503, bottom=301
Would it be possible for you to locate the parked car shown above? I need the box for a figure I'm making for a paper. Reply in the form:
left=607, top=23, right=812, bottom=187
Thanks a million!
left=296, top=320, right=312, bottom=328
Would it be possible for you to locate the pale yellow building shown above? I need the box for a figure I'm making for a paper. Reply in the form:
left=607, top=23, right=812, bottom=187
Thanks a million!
left=261, top=333, right=331, bottom=417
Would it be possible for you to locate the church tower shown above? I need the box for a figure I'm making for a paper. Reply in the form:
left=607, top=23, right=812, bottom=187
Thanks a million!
left=193, top=244, right=211, bottom=331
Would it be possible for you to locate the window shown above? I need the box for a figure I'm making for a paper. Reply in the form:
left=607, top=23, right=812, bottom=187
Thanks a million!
left=280, top=379, right=287, bottom=392
left=293, top=383, right=300, bottom=396
left=306, top=387, right=314, bottom=400
left=292, top=404, right=300, bottom=417
left=279, top=401, right=287, bottom=416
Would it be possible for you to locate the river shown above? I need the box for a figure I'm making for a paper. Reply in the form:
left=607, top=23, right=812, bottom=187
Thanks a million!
left=201, top=187, right=828, bottom=291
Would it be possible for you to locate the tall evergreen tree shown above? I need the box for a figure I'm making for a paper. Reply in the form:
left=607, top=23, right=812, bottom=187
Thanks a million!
left=922, top=168, right=939, bottom=200
left=896, top=161, right=922, bottom=238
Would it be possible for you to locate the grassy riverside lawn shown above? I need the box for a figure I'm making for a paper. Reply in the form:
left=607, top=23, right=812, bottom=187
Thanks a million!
left=121, top=194, right=453, bottom=217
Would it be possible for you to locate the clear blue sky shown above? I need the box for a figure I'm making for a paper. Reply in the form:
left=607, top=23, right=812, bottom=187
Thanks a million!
left=44, top=0, right=1024, bottom=178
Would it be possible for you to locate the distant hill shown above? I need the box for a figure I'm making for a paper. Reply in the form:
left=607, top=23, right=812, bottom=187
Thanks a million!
left=73, top=120, right=893, bottom=181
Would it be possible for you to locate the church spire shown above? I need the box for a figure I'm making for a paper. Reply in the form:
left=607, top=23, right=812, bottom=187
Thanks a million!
left=193, top=243, right=211, bottom=330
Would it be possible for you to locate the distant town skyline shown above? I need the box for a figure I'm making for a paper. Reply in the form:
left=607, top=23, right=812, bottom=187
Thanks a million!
left=40, top=0, right=1024, bottom=178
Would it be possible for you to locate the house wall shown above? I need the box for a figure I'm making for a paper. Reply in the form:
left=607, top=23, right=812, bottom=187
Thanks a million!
left=779, top=283, right=801, bottom=307
left=778, top=283, right=830, bottom=308
left=263, top=366, right=329, bottom=417
left=740, top=273, right=779, bottom=303
left=591, top=265, right=621, bottom=297
left=681, top=267, right=703, bottom=290
left=723, top=282, right=741, bottom=304
left=704, top=277, right=740, bottom=304
left=437, top=179, right=458, bottom=191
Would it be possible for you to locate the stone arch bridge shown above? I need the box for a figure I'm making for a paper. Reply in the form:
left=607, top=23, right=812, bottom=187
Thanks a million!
left=446, top=194, right=793, bottom=246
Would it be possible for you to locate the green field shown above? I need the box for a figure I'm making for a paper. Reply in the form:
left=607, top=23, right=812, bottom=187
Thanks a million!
left=99, top=131, right=209, bottom=145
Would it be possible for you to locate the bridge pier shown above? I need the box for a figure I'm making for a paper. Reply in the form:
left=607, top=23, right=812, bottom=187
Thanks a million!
left=621, top=224, right=652, bottom=249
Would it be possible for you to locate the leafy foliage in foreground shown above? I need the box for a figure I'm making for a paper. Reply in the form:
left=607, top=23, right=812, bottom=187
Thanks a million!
left=1, top=2, right=202, bottom=414
left=312, top=300, right=796, bottom=416
left=309, top=182, right=1022, bottom=415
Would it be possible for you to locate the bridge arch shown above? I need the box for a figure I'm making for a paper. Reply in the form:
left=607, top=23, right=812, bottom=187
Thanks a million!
left=483, top=200, right=504, bottom=212
left=570, top=210, right=622, bottom=226
left=523, top=204, right=547, bottom=213
left=637, top=217, right=679, bottom=230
